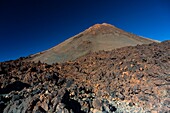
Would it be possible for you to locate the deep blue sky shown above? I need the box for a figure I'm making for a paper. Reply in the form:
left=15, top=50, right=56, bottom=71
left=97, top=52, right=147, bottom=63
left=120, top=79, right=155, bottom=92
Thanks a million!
left=0, top=0, right=170, bottom=62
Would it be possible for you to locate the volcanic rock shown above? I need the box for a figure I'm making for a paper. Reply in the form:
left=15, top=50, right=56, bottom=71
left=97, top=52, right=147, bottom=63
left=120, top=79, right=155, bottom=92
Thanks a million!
left=0, top=41, right=169, bottom=113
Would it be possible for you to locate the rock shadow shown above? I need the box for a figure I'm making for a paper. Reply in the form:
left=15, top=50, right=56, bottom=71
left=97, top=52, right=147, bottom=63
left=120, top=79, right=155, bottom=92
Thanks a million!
left=0, top=81, right=30, bottom=94
left=61, top=90, right=85, bottom=113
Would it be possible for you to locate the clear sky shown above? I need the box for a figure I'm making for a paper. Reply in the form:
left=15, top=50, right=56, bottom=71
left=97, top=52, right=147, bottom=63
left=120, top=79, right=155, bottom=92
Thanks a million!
left=0, top=0, right=170, bottom=62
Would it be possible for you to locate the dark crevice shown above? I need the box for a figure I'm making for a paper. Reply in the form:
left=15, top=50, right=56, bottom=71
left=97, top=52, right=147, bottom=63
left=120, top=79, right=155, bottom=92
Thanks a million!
left=0, top=81, right=30, bottom=94
left=61, top=90, right=85, bottom=113
left=0, top=95, right=12, bottom=113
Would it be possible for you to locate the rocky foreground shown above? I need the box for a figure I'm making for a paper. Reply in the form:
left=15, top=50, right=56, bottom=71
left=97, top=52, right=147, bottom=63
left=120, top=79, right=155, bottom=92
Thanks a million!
left=0, top=41, right=170, bottom=113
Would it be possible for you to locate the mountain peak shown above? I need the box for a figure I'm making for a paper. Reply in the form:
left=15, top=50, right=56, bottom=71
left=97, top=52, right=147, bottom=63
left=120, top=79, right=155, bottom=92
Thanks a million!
left=92, top=23, right=115, bottom=27
left=85, top=23, right=116, bottom=35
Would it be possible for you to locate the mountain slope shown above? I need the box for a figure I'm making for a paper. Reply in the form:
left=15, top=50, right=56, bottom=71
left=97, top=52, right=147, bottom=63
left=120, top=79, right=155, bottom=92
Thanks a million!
left=0, top=41, right=169, bottom=113
left=29, top=23, right=156, bottom=64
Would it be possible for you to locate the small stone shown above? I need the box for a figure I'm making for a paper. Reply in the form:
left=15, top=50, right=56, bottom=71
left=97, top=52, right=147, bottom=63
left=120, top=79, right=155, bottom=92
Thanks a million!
left=129, top=102, right=134, bottom=107
left=118, top=93, right=125, bottom=100
left=27, top=89, right=31, bottom=92
left=41, top=102, right=48, bottom=111
left=57, top=78, right=66, bottom=85
left=151, top=111, right=158, bottom=113
left=109, top=104, right=117, bottom=112
left=139, top=67, right=144, bottom=71
left=110, top=91, right=116, bottom=98
left=70, top=92, right=75, bottom=96
left=45, top=90, right=49, bottom=94
left=11, top=95, right=20, bottom=101
left=32, top=89, right=41, bottom=95
left=139, top=96, right=148, bottom=101
left=82, top=98, right=86, bottom=101
left=163, top=100, right=170, bottom=107
left=119, top=62, right=123, bottom=65
left=93, top=99, right=102, bottom=110
left=93, top=109, right=103, bottom=113
left=55, top=103, right=66, bottom=112
left=39, top=95, right=44, bottom=101
left=66, top=78, right=74, bottom=87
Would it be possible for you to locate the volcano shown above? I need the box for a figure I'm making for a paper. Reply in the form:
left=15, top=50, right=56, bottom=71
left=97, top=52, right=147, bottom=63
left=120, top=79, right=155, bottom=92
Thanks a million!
left=28, top=23, right=156, bottom=64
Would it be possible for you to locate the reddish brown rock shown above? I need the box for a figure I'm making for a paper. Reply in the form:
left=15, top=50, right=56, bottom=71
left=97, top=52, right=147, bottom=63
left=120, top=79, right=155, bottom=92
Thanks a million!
left=0, top=41, right=169, bottom=113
